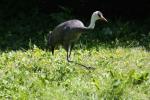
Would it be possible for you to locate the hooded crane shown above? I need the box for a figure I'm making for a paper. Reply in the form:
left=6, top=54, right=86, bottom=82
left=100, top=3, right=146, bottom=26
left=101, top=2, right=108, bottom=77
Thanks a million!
left=48, top=11, right=107, bottom=62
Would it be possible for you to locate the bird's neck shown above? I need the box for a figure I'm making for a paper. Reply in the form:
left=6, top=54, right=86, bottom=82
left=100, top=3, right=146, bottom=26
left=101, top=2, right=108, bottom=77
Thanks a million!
left=88, top=15, right=96, bottom=29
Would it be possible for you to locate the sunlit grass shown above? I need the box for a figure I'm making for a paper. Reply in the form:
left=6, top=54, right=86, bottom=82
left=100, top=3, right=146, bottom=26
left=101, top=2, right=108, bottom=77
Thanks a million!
left=0, top=44, right=150, bottom=99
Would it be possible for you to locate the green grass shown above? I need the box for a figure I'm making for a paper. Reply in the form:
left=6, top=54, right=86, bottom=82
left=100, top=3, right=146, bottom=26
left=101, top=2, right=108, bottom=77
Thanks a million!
left=0, top=13, right=150, bottom=99
left=0, top=44, right=150, bottom=99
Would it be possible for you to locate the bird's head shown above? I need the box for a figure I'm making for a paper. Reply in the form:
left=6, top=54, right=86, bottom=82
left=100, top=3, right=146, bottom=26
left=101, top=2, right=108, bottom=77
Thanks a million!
left=92, top=11, right=107, bottom=22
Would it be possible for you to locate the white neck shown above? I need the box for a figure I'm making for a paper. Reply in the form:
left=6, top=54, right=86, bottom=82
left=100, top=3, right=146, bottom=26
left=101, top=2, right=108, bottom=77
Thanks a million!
left=88, top=15, right=97, bottom=29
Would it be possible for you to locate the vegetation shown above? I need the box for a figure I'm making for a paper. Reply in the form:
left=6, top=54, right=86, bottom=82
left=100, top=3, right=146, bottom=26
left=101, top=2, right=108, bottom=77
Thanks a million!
left=0, top=9, right=150, bottom=99
left=0, top=43, right=150, bottom=99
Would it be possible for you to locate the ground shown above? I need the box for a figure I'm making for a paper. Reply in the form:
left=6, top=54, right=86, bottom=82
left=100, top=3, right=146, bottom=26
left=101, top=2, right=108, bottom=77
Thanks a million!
left=0, top=43, right=150, bottom=99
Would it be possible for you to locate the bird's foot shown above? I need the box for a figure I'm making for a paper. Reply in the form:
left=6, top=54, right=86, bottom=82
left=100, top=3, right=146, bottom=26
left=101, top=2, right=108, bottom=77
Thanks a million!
left=67, top=58, right=72, bottom=62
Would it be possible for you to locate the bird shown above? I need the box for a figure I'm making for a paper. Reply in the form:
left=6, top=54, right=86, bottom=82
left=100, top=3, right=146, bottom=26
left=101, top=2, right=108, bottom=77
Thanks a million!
left=47, top=11, right=107, bottom=62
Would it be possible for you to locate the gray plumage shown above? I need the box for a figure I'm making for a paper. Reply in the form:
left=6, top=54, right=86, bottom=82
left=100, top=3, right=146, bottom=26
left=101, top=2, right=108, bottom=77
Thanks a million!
left=47, top=11, right=107, bottom=62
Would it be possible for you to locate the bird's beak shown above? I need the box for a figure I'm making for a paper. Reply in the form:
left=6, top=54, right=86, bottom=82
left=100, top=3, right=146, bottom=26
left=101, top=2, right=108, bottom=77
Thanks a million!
left=101, top=16, right=108, bottom=22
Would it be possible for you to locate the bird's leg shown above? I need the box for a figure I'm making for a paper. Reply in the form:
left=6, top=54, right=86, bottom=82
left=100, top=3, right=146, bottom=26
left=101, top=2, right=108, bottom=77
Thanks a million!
left=64, top=43, right=74, bottom=62
left=68, top=43, right=74, bottom=58
left=67, top=43, right=75, bottom=62
left=51, top=46, right=54, bottom=55
left=67, top=45, right=71, bottom=62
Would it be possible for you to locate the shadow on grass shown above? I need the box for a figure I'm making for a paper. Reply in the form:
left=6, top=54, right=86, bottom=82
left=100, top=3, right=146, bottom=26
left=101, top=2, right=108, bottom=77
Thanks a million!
left=68, top=60, right=96, bottom=70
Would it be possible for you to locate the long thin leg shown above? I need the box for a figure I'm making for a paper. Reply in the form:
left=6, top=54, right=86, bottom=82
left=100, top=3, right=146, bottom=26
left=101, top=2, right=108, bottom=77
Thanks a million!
left=64, top=42, right=75, bottom=62
left=64, top=43, right=71, bottom=62
left=47, top=32, right=54, bottom=55
left=51, top=46, right=54, bottom=55
left=68, top=43, right=74, bottom=59
left=67, top=44, right=71, bottom=62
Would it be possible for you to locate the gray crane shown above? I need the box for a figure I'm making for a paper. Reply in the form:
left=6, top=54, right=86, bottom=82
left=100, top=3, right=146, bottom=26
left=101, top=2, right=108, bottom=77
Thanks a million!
left=48, top=11, right=107, bottom=62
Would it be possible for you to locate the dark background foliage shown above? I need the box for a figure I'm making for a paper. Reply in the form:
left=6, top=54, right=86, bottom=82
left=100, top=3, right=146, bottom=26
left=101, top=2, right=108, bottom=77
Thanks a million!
left=1, top=0, right=150, bottom=19
left=0, top=0, right=150, bottom=50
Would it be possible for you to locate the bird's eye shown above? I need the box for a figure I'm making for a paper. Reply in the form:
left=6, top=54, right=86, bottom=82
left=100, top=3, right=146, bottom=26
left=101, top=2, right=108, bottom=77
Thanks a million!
left=98, top=13, right=101, bottom=18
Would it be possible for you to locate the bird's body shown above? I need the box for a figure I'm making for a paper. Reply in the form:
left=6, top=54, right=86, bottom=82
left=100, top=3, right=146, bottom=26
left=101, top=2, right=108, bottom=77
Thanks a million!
left=50, top=20, right=86, bottom=45
left=48, top=11, right=107, bottom=61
